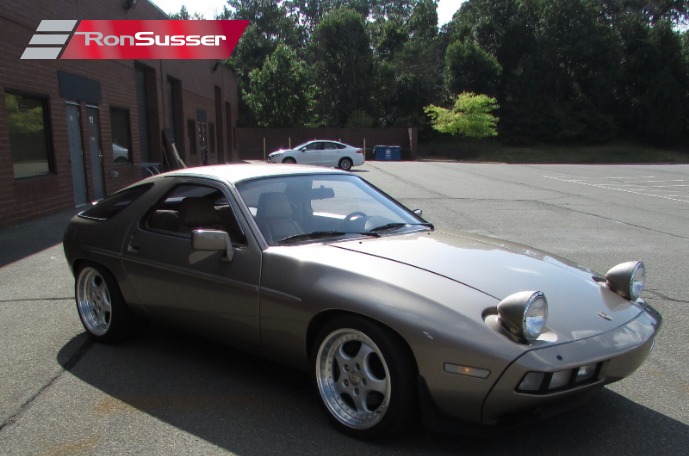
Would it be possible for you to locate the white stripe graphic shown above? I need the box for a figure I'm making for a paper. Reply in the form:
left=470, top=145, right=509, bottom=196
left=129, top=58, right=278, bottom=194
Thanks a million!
left=20, top=48, right=62, bottom=59
left=36, top=20, right=78, bottom=32
left=29, top=34, right=71, bottom=45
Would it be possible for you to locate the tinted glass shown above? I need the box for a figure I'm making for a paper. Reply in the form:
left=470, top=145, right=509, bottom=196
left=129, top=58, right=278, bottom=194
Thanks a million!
left=144, top=184, right=246, bottom=244
left=80, top=184, right=153, bottom=220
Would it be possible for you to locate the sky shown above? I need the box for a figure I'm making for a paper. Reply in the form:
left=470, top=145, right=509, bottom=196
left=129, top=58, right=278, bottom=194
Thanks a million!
left=151, top=0, right=463, bottom=26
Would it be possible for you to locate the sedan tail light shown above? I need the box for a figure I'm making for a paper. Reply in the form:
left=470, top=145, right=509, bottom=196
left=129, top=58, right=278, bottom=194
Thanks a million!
left=355, top=149, right=363, bottom=154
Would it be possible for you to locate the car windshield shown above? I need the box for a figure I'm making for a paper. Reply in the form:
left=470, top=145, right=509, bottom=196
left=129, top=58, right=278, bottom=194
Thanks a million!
left=236, top=174, right=430, bottom=245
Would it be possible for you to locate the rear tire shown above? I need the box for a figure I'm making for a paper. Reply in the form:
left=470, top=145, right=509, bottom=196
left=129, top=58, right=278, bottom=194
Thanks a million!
left=338, top=157, right=353, bottom=171
left=312, top=316, right=417, bottom=438
left=75, top=263, right=141, bottom=343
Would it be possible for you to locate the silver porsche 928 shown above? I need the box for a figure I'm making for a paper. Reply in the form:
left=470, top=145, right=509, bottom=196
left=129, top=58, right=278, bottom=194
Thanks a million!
left=63, top=164, right=661, bottom=438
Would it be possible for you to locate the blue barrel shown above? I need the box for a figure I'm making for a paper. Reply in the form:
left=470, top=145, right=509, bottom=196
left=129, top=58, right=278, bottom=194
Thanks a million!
left=373, top=145, right=401, bottom=161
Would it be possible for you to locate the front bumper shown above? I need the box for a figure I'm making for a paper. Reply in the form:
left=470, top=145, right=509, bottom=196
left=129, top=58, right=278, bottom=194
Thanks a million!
left=481, top=305, right=661, bottom=424
left=419, top=305, right=661, bottom=430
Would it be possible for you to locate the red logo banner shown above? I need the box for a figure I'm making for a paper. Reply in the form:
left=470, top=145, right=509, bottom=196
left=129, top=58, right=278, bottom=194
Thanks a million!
left=54, top=20, right=248, bottom=60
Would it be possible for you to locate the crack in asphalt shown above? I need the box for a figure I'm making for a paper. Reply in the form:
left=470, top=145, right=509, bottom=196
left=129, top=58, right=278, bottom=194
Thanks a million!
left=535, top=200, right=689, bottom=241
left=0, top=337, right=93, bottom=433
left=647, top=290, right=689, bottom=304
left=370, top=162, right=689, bottom=241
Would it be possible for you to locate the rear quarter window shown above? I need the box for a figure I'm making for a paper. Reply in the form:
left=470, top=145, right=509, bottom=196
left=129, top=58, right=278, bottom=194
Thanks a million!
left=79, top=183, right=153, bottom=221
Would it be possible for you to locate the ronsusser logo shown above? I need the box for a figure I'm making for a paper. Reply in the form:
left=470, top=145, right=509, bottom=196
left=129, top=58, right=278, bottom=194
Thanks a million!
left=21, top=20, right=249, bottom=60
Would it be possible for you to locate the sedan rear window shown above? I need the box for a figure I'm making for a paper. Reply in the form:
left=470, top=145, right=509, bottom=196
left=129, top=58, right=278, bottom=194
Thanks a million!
left=79, top=184, right=153, bottom=221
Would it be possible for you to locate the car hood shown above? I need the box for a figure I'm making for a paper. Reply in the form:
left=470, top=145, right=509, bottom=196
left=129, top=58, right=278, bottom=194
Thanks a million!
left=334, top=230, right=644, bottom=341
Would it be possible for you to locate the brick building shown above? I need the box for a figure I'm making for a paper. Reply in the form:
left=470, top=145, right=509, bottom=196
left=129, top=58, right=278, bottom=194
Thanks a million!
left=0, top=0, right=240, bottom=228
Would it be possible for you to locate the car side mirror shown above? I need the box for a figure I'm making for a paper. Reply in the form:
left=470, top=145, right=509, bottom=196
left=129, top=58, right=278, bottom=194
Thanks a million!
left=192, top=229, right=234, bottom=262
left=413, top=209, right=423, bottom=217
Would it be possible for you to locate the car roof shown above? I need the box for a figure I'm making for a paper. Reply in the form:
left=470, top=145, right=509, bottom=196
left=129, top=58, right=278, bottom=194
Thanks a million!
left=299, top=139, right=345, bottom=145
left=156, top=163, right=349, bottom=185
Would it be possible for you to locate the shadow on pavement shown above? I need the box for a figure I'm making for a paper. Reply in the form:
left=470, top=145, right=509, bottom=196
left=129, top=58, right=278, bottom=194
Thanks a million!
left=0, top=208, right=79, bottom=268
left=58, top=324, right=689, bottom=455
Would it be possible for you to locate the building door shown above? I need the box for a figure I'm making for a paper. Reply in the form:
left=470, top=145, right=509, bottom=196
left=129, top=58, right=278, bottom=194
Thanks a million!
left=86, top=106, right=105, bottom=200
left=66, top=103, right=88, bottom=206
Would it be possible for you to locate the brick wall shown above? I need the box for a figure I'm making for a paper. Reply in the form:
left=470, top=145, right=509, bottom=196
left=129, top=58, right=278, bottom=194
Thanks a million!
left=0, top=0, right=240, bottom=228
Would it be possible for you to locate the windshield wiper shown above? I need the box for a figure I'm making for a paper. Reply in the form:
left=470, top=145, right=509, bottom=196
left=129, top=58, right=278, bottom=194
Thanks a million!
left=369, top=222, right=434, bottom=233
left=278, top=231, right=380, bottom=244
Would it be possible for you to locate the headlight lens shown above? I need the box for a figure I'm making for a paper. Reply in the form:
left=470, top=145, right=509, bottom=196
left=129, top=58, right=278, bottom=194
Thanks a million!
left=498, top=291, right=548, bottom=343
left=605, top=261, right=645, bottom=300
left=524, top=292, right=548, bottom=341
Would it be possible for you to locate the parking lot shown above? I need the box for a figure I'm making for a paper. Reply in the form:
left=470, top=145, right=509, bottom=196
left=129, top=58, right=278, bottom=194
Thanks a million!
left=1, top=161, right=687, bottom=455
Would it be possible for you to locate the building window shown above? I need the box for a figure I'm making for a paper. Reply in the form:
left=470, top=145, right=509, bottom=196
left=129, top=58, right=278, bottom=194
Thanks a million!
left=110, top=107, right=132, bottom=164
left=5, top=92, right=53, bottom=179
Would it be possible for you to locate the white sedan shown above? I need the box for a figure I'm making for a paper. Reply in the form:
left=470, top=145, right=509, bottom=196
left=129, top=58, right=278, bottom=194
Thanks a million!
left=267, top=140, right=364, bottom=170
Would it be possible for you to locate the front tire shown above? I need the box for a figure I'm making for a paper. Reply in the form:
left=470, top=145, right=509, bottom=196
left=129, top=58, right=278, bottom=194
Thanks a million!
left=75, top=263, right=140, bottom=343
left=313, top=316, right=417, bottom=438
left=282, top=157, right=297, bottom=164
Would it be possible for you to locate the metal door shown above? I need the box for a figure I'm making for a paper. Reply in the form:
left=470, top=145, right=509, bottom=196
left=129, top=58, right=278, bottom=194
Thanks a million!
left=65, top=103, right=88, bottom=206
left=86, top=106, right=105, bottom=200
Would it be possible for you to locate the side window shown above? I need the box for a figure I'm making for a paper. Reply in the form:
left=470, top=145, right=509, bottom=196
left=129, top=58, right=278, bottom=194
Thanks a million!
left=80, top=184, right=153, bottom=221
left=144, top=184, right=246, bottom=245
left=110, top=107, right=132, bottom=164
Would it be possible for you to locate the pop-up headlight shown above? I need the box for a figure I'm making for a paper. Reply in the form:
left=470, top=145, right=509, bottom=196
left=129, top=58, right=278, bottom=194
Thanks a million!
left=497, top=291, right=548, bottom=343
left=605, top=261, right=645, bottom=300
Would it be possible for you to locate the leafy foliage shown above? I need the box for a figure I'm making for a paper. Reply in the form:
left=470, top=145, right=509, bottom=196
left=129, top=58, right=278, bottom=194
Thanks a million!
left=444, top=40, right=501, bottom=97
left=425, top=92, right=499, bottom=138
left=168, top=5, right=205, bottom=20
left=451, top=0, right=689, bottom=144
left=167, top=0, right=689, bottom=146
left=244, top=45, right=314, bottom=127
left=310, top=9, right=374, bottom=126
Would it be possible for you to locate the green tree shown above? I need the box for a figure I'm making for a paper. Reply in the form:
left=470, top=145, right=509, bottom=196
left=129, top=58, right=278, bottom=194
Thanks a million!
left=618, top=18, right=688, bottom=143
left=221, top=0, right=303, bottom=81
left=407, top=0, right=438, bottom=41
left=593, top=0, right=689, bottom=24
left=377, top=38, right=443, bottom=126
left=375, top=0, right=443, bottom=126
left=310, top=9, right=374, bottom=126
left=370, top=16, right=407, bottom=60
left=535, top=0, right=622, bottom=142
left=243, top=45, right=314, bottom=127
left=168, top=5, right=205, bottom=20
left=424, top=92, right=499, bottom=138
left=444, top=40, right=501, bottom=97
left=219, top=0, right=303, bottom=126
